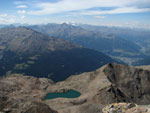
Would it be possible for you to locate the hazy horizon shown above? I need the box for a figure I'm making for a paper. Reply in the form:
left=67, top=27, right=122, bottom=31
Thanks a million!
left=0, top=0, right=150, bottom=29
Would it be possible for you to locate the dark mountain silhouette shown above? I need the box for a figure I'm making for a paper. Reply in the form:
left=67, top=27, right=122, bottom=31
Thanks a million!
left=134, top=56, right=150, bottom=66
left=0, top=27, right=117, bottom=81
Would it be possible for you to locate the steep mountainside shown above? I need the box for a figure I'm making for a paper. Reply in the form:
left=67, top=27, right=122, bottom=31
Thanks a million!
left=0, top=27, right=117, bottom=81
left=0, top=63, right=150, bottom=113
left=29, top=23, right=141, bottom=64
left=134, top=56, right=150, bottom=66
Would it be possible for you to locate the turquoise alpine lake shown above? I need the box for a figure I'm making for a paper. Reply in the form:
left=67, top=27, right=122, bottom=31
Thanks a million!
left=44, top=90, right=81, bottom=100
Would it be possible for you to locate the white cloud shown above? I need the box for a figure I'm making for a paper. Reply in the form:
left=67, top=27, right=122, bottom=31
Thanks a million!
left=14, top=1, right=25, bottom=5
left=28, top=0, right=150, bottom=15
left=0, top=14, right=15, bottom=24
left=0, top=14, right=8, bottom=17
left=16, top=5, right=27, bottom=8
left=17, top=10, right=26, bottom=14
left=0, top=17, right=16, bottom=24
left=108, top=7, right=150, bottom=14
left=21, top=15, right=25, bottom=19
left=94, top=16, right=106, bottom=19
left=78, top=7, right=150, bottom=15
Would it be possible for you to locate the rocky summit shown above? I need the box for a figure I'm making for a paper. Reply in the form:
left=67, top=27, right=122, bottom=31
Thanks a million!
left=0, top=63, right=150, bottom=113
left=102, top=103, right=150, bottom=113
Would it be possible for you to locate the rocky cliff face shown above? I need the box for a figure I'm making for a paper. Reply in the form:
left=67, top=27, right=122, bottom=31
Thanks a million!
left=0, top=63, right=150, bottom=113
left=104, top=63, right=150, bottom=104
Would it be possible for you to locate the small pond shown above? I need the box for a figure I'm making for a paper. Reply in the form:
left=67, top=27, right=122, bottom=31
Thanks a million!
left=44, top=90, right=81, bottom=100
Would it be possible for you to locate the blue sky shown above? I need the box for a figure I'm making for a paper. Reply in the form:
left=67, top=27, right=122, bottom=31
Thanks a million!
left=0, top=0, right=150, bottom=28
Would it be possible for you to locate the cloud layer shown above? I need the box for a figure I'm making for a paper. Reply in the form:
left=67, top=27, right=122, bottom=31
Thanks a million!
left=0, top=14, right=16, bottom=24
left=28, top=0, right=150, bottom=15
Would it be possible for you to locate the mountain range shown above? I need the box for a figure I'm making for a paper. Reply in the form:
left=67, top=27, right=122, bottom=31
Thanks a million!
left=0, top=27, right=117, bottom=81
left=29, top=23, right=149, bottom=65
left=80, top=24, right=150, bottom=55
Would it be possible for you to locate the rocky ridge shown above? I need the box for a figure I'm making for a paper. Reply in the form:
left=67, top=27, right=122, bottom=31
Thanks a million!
left=0, top=63, right=150, bottom=113
left=102, top=103, right=150, bottom=113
